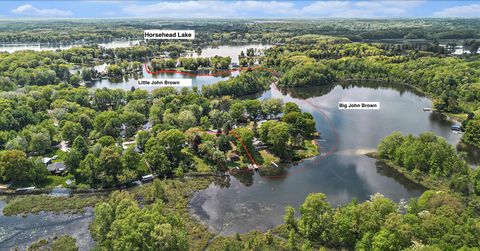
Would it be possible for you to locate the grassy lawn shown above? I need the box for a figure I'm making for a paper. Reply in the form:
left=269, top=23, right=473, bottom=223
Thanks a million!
left=295, top=140, right=319, bottom=159
left=3, top=194, right=104, bottom=216
left=444, top=112, right=468, bottom=123
left=260, top=150, right=280, bottom=166
left=43, top=174, right=74, bottom=188
left=224, top=160, right=242, bottom=170
left=53, top=149, right=68, bottom=161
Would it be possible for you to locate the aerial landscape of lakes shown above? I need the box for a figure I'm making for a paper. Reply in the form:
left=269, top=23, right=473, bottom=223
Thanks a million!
left=190, top=81, right=479, bottom=235
left=0, top=43, right=478, bottom=249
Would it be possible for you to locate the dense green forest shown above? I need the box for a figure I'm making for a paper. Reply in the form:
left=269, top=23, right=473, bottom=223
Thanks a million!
left=1, top=19, right=479, bottom=44
left=0, top=74, right=317, bottom=188
left=378, top=132, right=478, bottom=195
left=151, top=56, right=232, bottom=71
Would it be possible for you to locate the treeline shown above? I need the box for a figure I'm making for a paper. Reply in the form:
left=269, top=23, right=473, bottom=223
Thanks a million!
left=285, top=191, right=480, bottom=250
left=278, top=62, right=336, bottom=88
left=0, top=20, right=141, bottom=43
left=150, top=56, right=232, bottom=71
left=327, top=56, right=480, bottom=113
left=91, top=189, right=188, bottom=250
left=150, top=58, right=177, bottom=70
left=0, top=46, right=139, bottom=88
left=212, top=190, right=480, bottom=250
left=202, top=69, right=273, bottom=97
left=0, top=42, right=198, bottom=88
left=258, top=102, right=316, bottom=159
left=0, top=150, right=49, bottom=187
left=105, top=61, right=143, bottom=78
left=378, top=132, right=479, bottom=195
left=1, top=19, right=479, bottom=45
left=0, top=50, right=69, bottom=88
left=239, top=48, right=259, bottom=67
left=270, top=35, right=480, bottom=148
left=271, top=35, right=479, bottom=111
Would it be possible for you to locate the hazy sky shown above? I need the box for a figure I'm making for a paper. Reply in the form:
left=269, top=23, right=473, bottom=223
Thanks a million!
left=0, top=1, right=478, bottom=19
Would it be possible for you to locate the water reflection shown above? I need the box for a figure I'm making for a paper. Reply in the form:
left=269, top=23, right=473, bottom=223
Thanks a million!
left=0, top=200, right=94, bottom=250
left=190, top=81, right=473, bottom=235
left=87, top=44, right=270, bottom=90
left=457, top=143, right=480, bottom=168
left=87, top=69, right=237, bottom=91
left=374, top=161, right=427, bottom=191
left=0, top=40, right=141, bottom=53
left=191, top=44, right=272, bottom=64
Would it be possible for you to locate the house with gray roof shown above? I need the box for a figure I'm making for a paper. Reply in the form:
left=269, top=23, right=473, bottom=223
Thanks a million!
left=47, top=162, right=67, bottom=175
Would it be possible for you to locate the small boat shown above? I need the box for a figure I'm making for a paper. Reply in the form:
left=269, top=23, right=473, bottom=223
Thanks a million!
left=451, top=125, right=462, bottom=131
left=271, top=161, right=278, bottom=168
left=16, top=186, right=36, bottom=192
left=423, top=107, right=432, bottom=111
left=141, top=174, right=154, bottom=182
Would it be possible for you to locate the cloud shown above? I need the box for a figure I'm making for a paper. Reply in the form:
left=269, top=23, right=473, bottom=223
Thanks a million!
left=433, top=4, right=480, bottom=18
left=232, top=1, right=296, bottom=15
left=122, top=1, right=299, bottom=18
left=302, top=1, right=350, bottom=15
left=302, top=1, right=425, bottom=18
left=11, top=4, right=72, bottom=17
left=84, top=0, right=135, bottom=3
left=123, top=1, right=233, bottom=18
left=121, top=0, right=424, bottom=18
left=119, top=1, right=473, bottom=19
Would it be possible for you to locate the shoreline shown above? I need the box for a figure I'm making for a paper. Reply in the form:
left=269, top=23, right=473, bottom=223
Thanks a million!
left=340, top=78, right=467, bottom=125
left=365, top=151, right=447, bottom=191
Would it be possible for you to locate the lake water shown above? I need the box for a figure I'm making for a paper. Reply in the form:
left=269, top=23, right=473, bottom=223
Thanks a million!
left=190, top=81, right=468, bottom=235
left=88, top=66, right=238, bottom=91
left=0, top=40, right=141, bottom=53
left=190, top=44, right=272, bottom=63
left=88, top=44, right=271, bottom=90
left=0, top=200, right=94, bottom=250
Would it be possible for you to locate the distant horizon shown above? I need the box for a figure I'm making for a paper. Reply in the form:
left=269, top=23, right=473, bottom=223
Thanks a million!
left=1, top=17, right=480, bottom=21
left=0, top=1, right=478, bottom=19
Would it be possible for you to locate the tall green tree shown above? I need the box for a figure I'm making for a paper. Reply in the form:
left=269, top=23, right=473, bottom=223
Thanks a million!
left=298, top=193, right=332, bottom=244
left=61, top=121, right=84, bottom=145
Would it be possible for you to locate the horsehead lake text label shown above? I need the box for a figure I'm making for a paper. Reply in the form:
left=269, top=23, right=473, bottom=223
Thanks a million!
left=144, top=30, right=195, bottom=40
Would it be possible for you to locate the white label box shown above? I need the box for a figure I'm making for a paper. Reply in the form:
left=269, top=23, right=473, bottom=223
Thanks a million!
left=144, top=30, right=195, bottom=40
left=338, top=102, right=380, bottom=110
left=137, top=79, right=192, bottom=87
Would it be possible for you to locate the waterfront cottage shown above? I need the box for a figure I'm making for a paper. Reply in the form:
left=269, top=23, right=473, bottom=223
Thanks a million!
left=41, top=157, right=52, bottom=166
left=47, top=162, right=67, bottom=175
